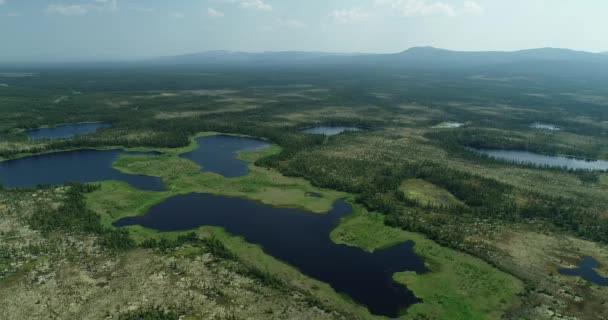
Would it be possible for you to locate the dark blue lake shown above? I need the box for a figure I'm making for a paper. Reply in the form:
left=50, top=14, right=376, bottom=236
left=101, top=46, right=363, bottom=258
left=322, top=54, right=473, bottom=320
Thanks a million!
left=0, top=150, right=163, bottom=191
left=471, top=149, right=608, bottom=171
left=114, top=194, right=426, bottom=317
left=302, top=126, right=363, bottom=136
left=180, top=135, right=271, bottom=178
left=26, top=122, right=112, bottom=140
left=559, top=256, right=608, bottom=286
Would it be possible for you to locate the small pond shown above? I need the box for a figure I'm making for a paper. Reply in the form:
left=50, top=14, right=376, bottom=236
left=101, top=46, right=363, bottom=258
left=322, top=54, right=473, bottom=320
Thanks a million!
left=559, top=256, right=608, bottom=286
left=302, top=126, right=363, bottom=136
left=114, top=194, right=426, bottom=317
left=530, top=123, right=560, bottom=131
left=0, top=150, right=163, bottom=191
left=471, top=148, right=608, bottom=171
left=305, top=192, right=323, bottom=198
left=434, top=122, right=465, bottom=128
left=180, top=135, right=271, bottom=178
left=26, top=122, right=112, bottom=140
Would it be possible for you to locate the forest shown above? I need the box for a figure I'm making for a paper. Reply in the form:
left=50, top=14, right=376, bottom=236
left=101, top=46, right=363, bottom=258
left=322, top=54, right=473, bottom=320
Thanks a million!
left=2, top=65, right=608, bottom=253
left=1, top=65, right=608, bottom=320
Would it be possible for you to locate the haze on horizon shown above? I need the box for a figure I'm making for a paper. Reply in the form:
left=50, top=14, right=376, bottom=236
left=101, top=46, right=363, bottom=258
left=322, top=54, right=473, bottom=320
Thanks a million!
left=1, top=0, right=607, bottom=62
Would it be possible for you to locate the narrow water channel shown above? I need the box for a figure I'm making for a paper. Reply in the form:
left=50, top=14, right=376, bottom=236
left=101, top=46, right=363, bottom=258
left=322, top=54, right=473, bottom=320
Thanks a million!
left=180, top=135, right=271, bottom=177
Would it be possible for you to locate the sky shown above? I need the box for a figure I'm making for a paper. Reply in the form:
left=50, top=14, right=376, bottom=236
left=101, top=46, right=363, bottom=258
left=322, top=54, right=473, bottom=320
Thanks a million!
left=1, top=0, right=607, bottom=62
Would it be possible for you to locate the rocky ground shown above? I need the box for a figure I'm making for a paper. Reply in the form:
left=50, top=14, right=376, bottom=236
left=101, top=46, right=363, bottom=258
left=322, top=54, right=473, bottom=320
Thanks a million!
left=488, top=227, right=608, bottom=320
left=0, top=188, right=345, bottom=320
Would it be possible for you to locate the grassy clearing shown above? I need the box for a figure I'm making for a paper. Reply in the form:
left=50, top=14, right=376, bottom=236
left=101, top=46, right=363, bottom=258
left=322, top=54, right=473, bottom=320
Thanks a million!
left=154, top=104, right=258, bottom=119
left=330, top=203, right=412, bottom=252
left=87, top=181, right=169, bottom=227
left=399, top=179, right=464, bottom=207
left=331, top=210, right=524, bottom=320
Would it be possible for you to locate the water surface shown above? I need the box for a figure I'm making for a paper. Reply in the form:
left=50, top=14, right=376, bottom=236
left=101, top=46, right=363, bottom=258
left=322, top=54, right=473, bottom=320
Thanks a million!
left=306, top=192, right=323, bottom=198
left=472, top=148, right=608, bottom=171
left=0, top=150, right=163, bottom=191
left=434, top=122, right=465, bottom=128
left=530, top=123, right=560, bottom=131
left=559, top=256, right=608, bottom=286
left=302, top=126, right=363, bottom=136
left=26, top=122, right=112, bottom=140
left=180, top=135, right=271, bottom=178
left=114, top=194, right=426, bottom=317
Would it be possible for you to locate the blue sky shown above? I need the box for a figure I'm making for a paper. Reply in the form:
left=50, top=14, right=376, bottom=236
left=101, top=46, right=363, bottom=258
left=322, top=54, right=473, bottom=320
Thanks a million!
left=1, top=0, right=607, bottom=62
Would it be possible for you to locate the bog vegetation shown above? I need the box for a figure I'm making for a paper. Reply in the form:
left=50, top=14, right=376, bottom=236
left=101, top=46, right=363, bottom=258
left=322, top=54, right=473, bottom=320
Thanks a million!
left=1, top=64, right=607, bottom=319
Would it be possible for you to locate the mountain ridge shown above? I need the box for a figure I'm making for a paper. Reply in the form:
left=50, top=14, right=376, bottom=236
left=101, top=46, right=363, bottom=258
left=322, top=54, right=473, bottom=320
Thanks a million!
left=154, top=46, right=608, bottom=72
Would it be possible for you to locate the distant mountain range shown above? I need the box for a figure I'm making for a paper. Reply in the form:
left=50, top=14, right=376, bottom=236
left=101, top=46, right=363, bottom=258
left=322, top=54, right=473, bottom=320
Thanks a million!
left=157, top=51, right=360, bottom=65
left=157, top=47, right=608, bottom=69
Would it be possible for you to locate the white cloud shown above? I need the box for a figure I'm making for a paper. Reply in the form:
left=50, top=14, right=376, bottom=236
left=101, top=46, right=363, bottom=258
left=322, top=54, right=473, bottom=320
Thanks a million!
left=172, top=12, right=185, bottom=19
left=129, top=7, right=155, bottom=13
left=208, top=8, right=225, bottom=17
left=331, top=8, right=371, bottom=24
left=46, top=4, right=89, bottom=16
left=462, top=1, right=483, bottom=14
left=375, top=0, right=482, bottom=17
left=93, top=0, right=118, bottom=11
left=45, top=0, right=120, bottom=16
left=275, top=18, right=306, bottom=29
left=376, top=0, right=455, bottom=16
left=239, top=0, right=272, bottom=11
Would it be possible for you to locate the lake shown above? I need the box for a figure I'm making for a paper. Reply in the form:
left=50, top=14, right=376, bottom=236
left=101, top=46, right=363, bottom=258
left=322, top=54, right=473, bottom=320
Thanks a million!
left=302, top=126, right=363, bottom=136
left=114, top=194, right=426, bottom=317
left=0, top=150, right=163, bottom=191
left=471, top=149, right=608, bottom=171
left=559, top=256, right=608, bottom=286
left=1, top=134, right=424, bottom=316
left=26, top=122, right=112, bottom=140
left=180, top=135, right=271, bottom=178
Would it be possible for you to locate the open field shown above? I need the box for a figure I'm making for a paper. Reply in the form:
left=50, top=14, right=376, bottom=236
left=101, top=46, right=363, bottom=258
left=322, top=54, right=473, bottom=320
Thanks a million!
left=399, top=179, right=464, bottom=207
